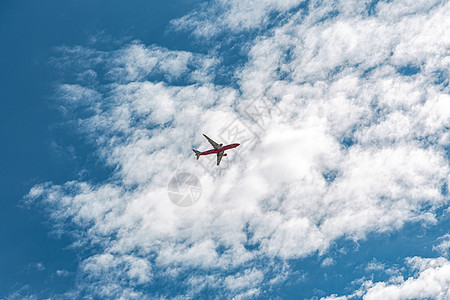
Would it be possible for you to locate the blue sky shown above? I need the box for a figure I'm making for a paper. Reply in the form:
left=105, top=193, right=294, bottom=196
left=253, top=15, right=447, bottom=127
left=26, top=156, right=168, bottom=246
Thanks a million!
left=1, top=0, right=449, bottom=299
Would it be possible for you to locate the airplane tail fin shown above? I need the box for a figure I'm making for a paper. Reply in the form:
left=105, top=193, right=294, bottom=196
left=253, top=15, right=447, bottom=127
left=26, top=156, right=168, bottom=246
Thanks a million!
left=193, top=149, right=201, bottom=160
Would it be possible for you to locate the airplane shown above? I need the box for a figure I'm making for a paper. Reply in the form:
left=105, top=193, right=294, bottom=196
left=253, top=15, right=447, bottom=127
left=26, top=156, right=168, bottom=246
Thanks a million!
left=193, top=134, right=240, bottom=166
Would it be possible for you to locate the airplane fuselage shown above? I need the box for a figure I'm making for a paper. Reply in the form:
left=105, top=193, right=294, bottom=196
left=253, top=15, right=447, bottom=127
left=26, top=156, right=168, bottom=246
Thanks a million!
left=193, top=134, right=239, bottom=165
left=198, top=143, right=240, bottom=156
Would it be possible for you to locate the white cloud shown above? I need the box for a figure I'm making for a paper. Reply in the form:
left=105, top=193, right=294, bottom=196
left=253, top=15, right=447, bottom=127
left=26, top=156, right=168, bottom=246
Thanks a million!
left=56, top=269, right=71, bottom=277
left=29, top=0, right=450, bottom=298
left=6, top=285, right=38, bottom=300
left=82, top=253, right=151, bottom=285
left=326, top=257, right=450, bottom=300
left=365, top=258, right=402, bottom=277
left=376, top=0, right=443, bottom=20
left=106, top=42, right=219, bottom=85
left=27, top=262, right=45, bottom=272
left=321, top=257, right=335, bottom=267
left=56, top=84, right=101, bottom=105
left=225, top=268, right=264, bottom=292
left=171, top=0, right=306, bottom=37
left=434, top=234, right=450, bottom=257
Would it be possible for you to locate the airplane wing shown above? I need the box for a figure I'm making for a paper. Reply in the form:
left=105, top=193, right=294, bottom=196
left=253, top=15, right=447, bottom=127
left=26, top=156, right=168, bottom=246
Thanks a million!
left=217, top=151, right=224, bottom=166
left=203, top=134, right=220, bottom=150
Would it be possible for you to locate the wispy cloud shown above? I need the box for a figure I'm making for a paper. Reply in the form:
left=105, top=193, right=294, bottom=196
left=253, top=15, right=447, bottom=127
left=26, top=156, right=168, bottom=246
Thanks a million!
left=171, top=0, right=307, bottom=37
left=434, top=234, right=450, bottom=257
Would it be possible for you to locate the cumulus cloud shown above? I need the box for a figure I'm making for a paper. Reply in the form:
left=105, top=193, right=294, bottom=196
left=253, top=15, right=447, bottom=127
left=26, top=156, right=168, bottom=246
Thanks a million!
left=324, top=256, right=450, bottom=300
left=28, top=0, right=450, bottom=298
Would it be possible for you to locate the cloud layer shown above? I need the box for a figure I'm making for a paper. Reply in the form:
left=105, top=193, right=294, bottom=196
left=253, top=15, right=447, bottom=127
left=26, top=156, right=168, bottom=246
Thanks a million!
left=29, top=0, right=449, bottom=298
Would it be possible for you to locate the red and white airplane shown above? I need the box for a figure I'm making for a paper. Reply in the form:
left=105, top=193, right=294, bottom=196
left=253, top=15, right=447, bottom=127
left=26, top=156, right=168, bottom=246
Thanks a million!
left=193, top=134, right=240, bottom=166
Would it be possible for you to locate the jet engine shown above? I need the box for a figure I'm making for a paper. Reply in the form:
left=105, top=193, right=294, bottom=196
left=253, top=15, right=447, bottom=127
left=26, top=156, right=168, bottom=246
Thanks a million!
left=223, top=153, right=227, bottom=156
